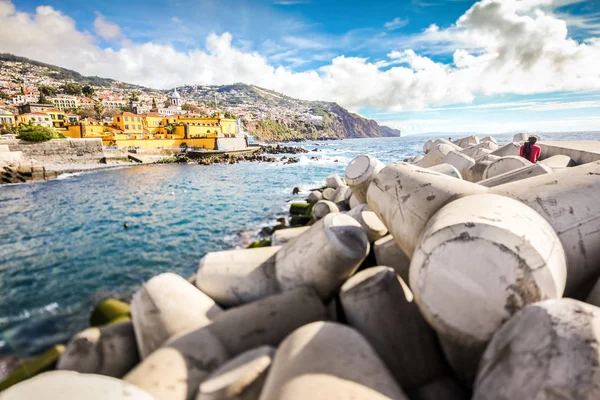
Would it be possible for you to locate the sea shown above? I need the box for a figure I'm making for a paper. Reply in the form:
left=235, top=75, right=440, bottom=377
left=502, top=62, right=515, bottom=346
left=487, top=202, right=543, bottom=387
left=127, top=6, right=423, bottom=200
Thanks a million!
left=0, top=131, right=598, bottom=357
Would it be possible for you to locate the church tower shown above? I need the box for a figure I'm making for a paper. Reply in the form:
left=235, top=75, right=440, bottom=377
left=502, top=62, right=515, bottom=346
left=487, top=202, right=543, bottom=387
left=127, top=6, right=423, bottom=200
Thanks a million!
left=169, top=89, right=182, bottom=107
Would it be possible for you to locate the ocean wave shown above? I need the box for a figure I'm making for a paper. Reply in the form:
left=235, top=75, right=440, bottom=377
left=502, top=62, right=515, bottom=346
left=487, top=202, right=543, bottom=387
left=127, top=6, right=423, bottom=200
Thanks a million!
left=0, top=302, right=59, bottom=325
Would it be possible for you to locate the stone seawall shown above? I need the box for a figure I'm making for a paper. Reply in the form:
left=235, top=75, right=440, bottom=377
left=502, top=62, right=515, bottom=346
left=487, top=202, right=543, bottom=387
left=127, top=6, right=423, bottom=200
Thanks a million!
left=6, top=139, right=105, bottom=164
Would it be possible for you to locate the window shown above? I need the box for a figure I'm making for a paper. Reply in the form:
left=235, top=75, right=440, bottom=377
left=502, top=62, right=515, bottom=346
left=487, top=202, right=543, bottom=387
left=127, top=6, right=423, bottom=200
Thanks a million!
left=125, top=124, right=129, bottom=130
left=138, top=125, right=141, bottom=130
left=124, top=116, right=129, bottom=121
left=117, top=117, right=120, bottom=122
left=137, top=117, right=140, bottom=122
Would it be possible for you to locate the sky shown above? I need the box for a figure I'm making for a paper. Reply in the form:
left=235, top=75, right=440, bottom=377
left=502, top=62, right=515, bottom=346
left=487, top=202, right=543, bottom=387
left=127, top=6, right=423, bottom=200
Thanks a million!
left=1, top=0, right=600, bottom=134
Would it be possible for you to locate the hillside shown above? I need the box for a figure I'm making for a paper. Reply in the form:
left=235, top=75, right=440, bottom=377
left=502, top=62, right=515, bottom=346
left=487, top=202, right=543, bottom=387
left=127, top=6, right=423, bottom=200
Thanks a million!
left=0, top=53, right=401, bottom=140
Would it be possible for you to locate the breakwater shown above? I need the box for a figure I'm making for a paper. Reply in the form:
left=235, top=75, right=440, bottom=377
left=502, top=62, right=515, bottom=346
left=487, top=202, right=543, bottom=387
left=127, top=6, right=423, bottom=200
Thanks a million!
left=2, top=132, right=600, bottom=398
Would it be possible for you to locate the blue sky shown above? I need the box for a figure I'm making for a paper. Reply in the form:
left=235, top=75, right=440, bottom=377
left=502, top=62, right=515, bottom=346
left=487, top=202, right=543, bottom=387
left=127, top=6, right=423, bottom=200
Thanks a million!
left=3, top=0, right=600, bottom=134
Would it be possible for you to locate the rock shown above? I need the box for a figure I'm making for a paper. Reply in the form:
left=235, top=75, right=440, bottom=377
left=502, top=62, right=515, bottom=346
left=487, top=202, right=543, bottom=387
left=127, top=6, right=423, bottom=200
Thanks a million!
left=126, top=288, right=326, bottom=400
left=197, top=346, right=275, bottom=400
left=292, top=187, right=300, bottom=195
left=440, top=151, right=475, bottom=177
left=311, top=200, right=339, bottom=221
left=57, top=321, right=139, bottom=378
left=321, top=187, right=336, bottom=201
left=326, top=174, right=344, bottom=189
left=490, top=142, right=521, bottom=157
left=367, top=162, right=487, bottom=257
left=248, top=239, right=272, bottom=248
left=539, top=154, right=575, bottom=169
left=340, top=267, right=448, bottom=391
left=276, top=213, right=369, bottom=300
left=289, top=215, right=310, bottom=227
left=271, top=227, right=310, bottom=246
left=474, top=299, right=600, bottom=400
left=428, top=163, right=462, bottom=179
left=288, top=202, right=309, bottom=215
left=491, top=160, right=600, bottom=295
left=483, top=155, right=532, bottom=180
left=453, top=135, right=479, bottom=149
left=258, top=321, right=408, bottom=400
left=512, top=132, right=528, bottom=142
left=415, top=143, right=455, bottom=168
left=196, top=247, right=281, bottom=307
left=344, top=155, right=386, bottom=203
left=0, top=371, right=154, bottom=400
left=478, top=163, right=552, bottom=187
left=131, top=272, right=222, bottom=358
left=410, top=193, right=567, bottom=384
left=0, top=345, right=65, bottom=392
left=306, top=190, right=323, bottom=204
left=372, top=235, right=411, bottom=283
left=90, top=299, right=131, bottom=326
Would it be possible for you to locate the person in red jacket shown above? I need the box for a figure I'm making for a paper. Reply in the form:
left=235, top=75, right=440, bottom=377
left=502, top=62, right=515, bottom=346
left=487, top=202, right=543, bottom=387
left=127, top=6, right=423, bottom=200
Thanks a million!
left=520, top=136, right=541, bottom=163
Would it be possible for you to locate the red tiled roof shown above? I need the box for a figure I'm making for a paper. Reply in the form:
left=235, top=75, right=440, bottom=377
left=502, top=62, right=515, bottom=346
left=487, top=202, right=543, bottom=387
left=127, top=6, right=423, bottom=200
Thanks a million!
left=144, top=112, right=162, bottom=117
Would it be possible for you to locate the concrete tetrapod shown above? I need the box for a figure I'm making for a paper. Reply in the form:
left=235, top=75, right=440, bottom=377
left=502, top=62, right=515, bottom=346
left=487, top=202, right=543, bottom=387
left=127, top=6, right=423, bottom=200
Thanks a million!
left=196, top=246, right=281, bottom=307
left=539, top=154, right=575, bottom=169
left=482, top=155, right=532, bottom=180
left=428, top=163, right=462, bottom=179
left=306, top=190, right=323, bottom=204
left=441, top=151, right=476, bottom=177
left=57, top=321, right=139, bottom=378
left=367, top=162, right=487, bottom=258
left=411, top=154, right=425, bottom=164
left=512, top=132, right=528, bottom=142
left=258, top=321, right=408, bottom=400
left=321, top=187, right=336, bottom=201
left=276, top=213, right=369, bottom=300
left=131, top=272, right=222, bottom=359
left=423, top=140, right=434, bottom=154
left=586, top=277, right=600, bottom=307
left=490, top=142, right=520, bottom=157
left=340, top=267, right=449, bottom=392
left=474, top=299, right=600, bottom=400
left=453, top=135, right=479, bottom=149
left=0, top=371, right=154, bottom=400
left=433, top=138, right=463, bottom=152
left=326, top=174, right=344, bottom=189
left=409, top=193, right=567, bottom=385
left=271, top=227, right=310, bottom=246
left=480, top=136, right=498, bottom=145
left=197, top=346, right=275, bottom=400
left=373, top=235, right=411, bottom=283
left=415, top=143, right=455, bottom=168
left=311, top=200, right=339, bottom=221
left=463, top=159, right=494, bottom=183
left=460, top=142, right=498, bottom=158
left=477, top=163, right=552, bottom=188
left=125, top=288, right=326, bottom=400
left=411, top=377, right=467, bottom=400
left=491, top=160, right=600, bottom=295
left=344, top=154, right=386, bottom=204
left=345, top=206, right=388, bottom=242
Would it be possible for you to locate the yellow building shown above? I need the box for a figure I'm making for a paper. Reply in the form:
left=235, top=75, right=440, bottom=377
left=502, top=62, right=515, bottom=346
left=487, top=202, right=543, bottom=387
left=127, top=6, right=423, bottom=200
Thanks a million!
left=17, top=113, right=53, bottom=128
left=143, top=112, right=164, bottom=134
left=45, top=109, right=66, bottom=129
left=0, top=109, right=15, bottom=125
left=65, top=118, right=109, bottom=139
left=113, top=112, right=144, bottom=134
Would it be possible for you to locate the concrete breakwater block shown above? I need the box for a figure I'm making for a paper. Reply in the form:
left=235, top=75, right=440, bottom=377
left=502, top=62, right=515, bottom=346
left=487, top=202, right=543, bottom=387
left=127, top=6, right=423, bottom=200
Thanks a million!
left=453, top=135, right=479, bottom=149
left=125, top=288, right=326, bottom=400
left=586, top=277, right=600, bottom=307
left=258, top=321, right=408, bottom=400
left=321, top=187, right=336, bottom=201
left=490, top=142, right=520, bottom=157
left=462, top=147, right=493, bottom=161
left=340, top=267, right=448, bottom=391
left=434, top=138, right=463, bottom=152
left=367, top=162, right=487, bottom=258
left=491, top=161, right=600, bottom=295
left=271, top=227, right=310, bottom=246
left=410, top=194, right=567, bottom=384
left=276, top=213, right=369, bottom=300
left=423, top=140, right=434, bottom=154
left=349, top=193, right=361, bottom=209
left=474, top=299, right=600, bottom=400
left=57, top=321, right=139, bottom=378
left=512, top=132, right=529, bottom=142
left=131, top=272, right=223, bottom=358
left=345, top=205, right=388, bottom=242
left=90, top=298, right=131, bottom=326
left=198, top=346, right=275, bottom=400
left=410, top=377, right=467, bottom=400
left=483, top=155, right=532, bottom=180
left=441, top=151, right=475, bottom=177
left=428, top=163, right=462, bottom=179
left=345, top=155, right=386, bottom=204
left=311, top=200, right=339, bottom=221
left=373, top=235, right=411, bottom=283
left=464, top=159, right=494, bottom=182
left=539, top=154, right=575, bottom=169
left=411, top=154, right=425, bottom=164
left=306, top=190, right=322, bottom=204
left=196, top=247, right=281, bottom=307
left=480, top=136, right=498, bottom=145
left=415, top=143, right=454, bottom=168
left=0, top=371, right=154, bottom=400
left=326, top=174, right=344, bottom=189
left=478, top=162, right=552, bottom=188
left=461, top=141, right=498, bottom=158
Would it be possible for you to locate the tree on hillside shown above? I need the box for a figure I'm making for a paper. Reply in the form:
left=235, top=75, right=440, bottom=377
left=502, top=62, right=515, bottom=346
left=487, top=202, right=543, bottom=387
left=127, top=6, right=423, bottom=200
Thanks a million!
left=105, top=108, right=122, bottom=118
left=0, top=92, right=10, bottom=100
left=38, top=85, right=57, bottom=97
left=79, top=106, right=96, bottom=119
left=93, top=100, right=105, bottom=119
left=20, top=86, right=24, bottom=95
left=82, top=85, right=95, bottom=97
left=129, top=92, right=139, bottom=102
left=61, top=83, right=82, bottom=95
left=38, top=92, right=51, bottom=104
left=223, top=111, right=237, bottom=119
left=152, top=98, right=157, bottom=108
left=182, top=103, right=200, bottom=113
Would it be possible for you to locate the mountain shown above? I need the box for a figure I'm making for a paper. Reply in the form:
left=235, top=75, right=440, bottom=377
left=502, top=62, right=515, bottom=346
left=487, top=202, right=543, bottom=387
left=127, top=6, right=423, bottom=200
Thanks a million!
left=0, top=53, right=401, bottom=140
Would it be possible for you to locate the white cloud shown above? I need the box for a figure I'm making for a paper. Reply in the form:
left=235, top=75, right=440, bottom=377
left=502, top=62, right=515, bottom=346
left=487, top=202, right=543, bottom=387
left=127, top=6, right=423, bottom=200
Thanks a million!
left=93, top=13, right=123, bottom=40
left=384, top=17, right=409, bottom=31
left=0, top=0, right=600, bottom=117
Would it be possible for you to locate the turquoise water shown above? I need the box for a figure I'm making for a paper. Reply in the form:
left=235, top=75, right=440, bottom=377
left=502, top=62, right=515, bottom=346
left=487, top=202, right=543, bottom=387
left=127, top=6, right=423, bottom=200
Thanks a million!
left=0, top=132, right=598, bottom=357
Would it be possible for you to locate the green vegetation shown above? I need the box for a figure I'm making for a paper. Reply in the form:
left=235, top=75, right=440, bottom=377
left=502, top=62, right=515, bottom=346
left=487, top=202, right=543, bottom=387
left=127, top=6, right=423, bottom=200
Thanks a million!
left=248, top=239, right=272, bottom=248
left=61, top=83, right=82, bottom=95
left=0, top=345, right=65, bottom=391
left=82, top=85, right=94, bottom=96
left=90, top=298, right=131, bottom=326
left=37, top=92, right=51, bottom=104
left=38, top=85, right=57, bottom=96
left=17, top=125, right=60, bottom=142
